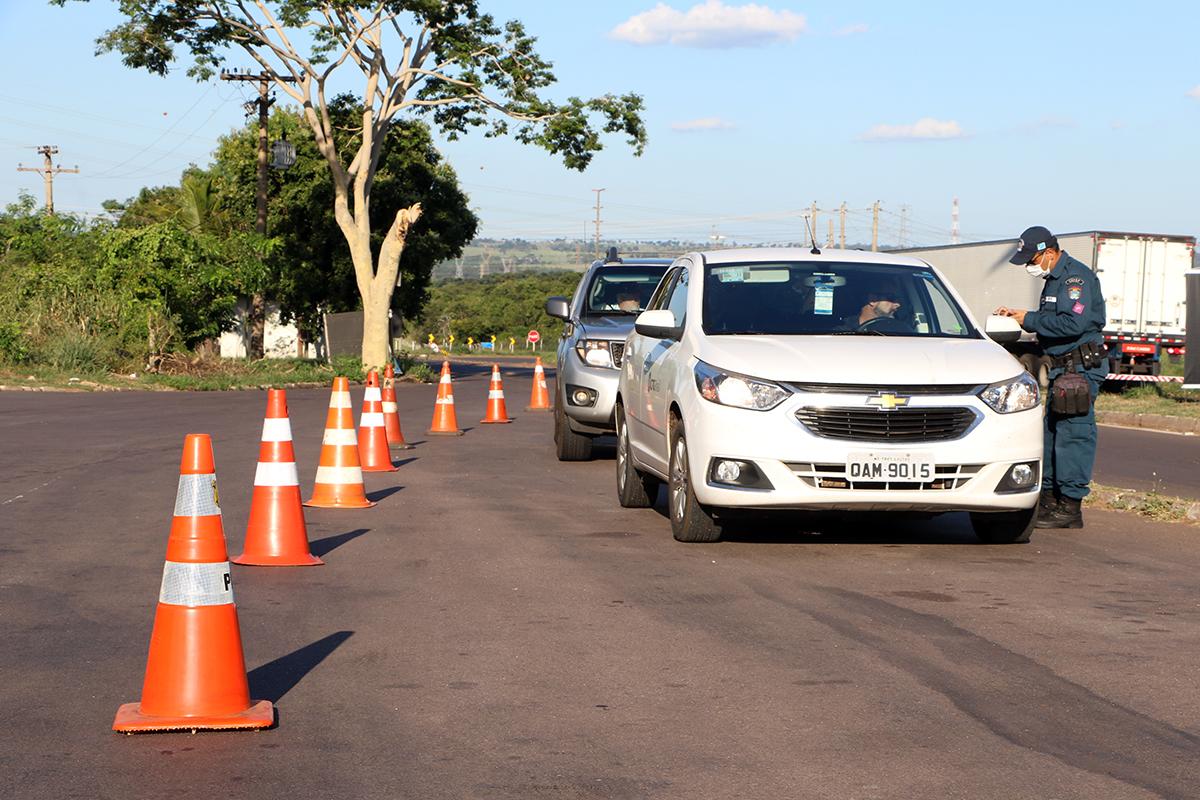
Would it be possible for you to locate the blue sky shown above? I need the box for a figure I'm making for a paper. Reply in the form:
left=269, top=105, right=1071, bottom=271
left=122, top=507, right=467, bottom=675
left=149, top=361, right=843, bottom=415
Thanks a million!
left=1, top=1, right=1197, bottom=247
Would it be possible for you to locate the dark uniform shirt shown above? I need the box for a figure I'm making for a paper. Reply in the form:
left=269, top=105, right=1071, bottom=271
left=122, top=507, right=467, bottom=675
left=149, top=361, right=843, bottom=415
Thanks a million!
left=1019, top=251, right=1105, bottom=357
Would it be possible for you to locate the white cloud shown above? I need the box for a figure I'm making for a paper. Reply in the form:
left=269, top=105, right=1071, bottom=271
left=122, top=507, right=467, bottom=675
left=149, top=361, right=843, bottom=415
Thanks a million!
left=611, top=1, right=807, bottom=48
left=833, top=23, right=868, bottom=36
left=1188, top=85, right=1200, bottom=99
left=671, top=117, right=736, bottom=131
left=859, top=117, right=966, bottom=141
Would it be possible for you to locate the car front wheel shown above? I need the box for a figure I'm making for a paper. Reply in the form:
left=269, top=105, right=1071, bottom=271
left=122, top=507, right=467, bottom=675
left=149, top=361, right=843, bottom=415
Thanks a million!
left=615, top=403, right=660, bottom=507
left=554, top=393, right=593, bottom=461
left=668, top=419, right=722, bottom=543
left=970, top=507, right=1036, bottom=544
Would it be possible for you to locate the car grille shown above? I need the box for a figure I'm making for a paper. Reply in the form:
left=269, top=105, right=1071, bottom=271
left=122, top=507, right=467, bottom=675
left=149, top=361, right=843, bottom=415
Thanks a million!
left=787, top=462, right=984, bottom=491
left=795, top=406, right=976, bottom=442
left=609, top=341, right=625, bottom=368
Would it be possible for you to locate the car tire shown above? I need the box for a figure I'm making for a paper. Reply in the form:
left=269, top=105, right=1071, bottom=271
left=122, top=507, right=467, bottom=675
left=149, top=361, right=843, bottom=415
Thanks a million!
left=969, top=507, right=1036, bottom=544
left=615, top=403, right=660, bottom=508
left=668, top=418, right=722, bottom=543
left=554, top=393, right=593, bottom=461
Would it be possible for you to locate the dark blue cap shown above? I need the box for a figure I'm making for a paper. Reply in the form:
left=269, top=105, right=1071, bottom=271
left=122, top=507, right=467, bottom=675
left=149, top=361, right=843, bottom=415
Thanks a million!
left=1009, top=226, right=1058, bottom=264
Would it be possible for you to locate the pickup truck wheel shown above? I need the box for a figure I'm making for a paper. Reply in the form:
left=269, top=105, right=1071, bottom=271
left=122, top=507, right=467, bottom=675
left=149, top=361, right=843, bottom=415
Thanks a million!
left=668, top=421, right=722, bottom=543
left=615, top=403, right=659, bottom=508
left=554, top=394, right=593, bottom=461
left=970, top=507, right=1036, bottom=544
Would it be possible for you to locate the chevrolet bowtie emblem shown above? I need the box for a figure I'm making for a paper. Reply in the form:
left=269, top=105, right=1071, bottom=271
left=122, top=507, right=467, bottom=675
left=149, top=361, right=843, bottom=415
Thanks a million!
left=866, top=392, right=910, bottom=411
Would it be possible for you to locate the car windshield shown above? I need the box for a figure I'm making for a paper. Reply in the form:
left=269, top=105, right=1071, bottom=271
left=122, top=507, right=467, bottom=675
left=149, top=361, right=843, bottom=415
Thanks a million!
left=702, top=261, right=977, bottom=338
left=584, top=266, right=669, bottom=316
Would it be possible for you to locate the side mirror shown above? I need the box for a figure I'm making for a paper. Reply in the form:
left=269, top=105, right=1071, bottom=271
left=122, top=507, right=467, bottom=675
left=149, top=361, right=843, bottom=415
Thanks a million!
left=984, top=314, right=1022, bottom=344
left=544, top=296, right=570, bottom=320
left=635, top=309, right=682, bottom=340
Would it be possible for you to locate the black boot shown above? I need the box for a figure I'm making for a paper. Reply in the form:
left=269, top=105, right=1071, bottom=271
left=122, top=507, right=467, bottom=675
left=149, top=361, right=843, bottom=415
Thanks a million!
left=1035, top=497, right=1083, bottom=529
left=1037, top=489, right=1060, bottom=516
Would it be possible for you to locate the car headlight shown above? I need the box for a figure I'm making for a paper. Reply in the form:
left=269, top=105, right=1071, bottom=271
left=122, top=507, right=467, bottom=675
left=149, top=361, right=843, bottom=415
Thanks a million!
left=693, top=361, right=790, bottom=411
left=978, top=372, right=1040, bottom=413
left=575, top=340, right=615, bottom=368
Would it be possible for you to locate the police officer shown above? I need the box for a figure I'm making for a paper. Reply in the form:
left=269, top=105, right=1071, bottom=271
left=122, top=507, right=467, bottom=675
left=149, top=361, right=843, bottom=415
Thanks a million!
left=995, top=226, right=1107, bottom=528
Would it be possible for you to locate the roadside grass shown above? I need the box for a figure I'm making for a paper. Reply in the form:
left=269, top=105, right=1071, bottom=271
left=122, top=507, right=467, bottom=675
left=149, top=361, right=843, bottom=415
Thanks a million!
left=1086, top=482, right=1200, bottom=525
left=406, top=347, right=557, bottom=367
left=1097, top=380, right=1200, bottom=419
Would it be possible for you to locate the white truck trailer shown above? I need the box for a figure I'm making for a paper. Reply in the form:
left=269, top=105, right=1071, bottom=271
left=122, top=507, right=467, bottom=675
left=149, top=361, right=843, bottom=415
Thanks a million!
left=896, top=231, right=1193, bottom=382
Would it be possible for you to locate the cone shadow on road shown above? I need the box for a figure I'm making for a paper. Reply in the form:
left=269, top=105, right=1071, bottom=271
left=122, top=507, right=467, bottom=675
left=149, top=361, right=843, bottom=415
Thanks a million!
left=365, top=485, right=403, bottom=503
left=309, top=528, right=369, bottom=558
left=392, top=457, right=418, bottom=469
left=248, top=631, right=354, bottom=703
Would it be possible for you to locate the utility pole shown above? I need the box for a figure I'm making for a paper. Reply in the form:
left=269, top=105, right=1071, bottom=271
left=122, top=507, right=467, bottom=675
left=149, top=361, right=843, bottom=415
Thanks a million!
left=17, top=145, right=78, bottom=215
left=810, top=201, right=818, bottom=242
left=221, top=69, right=295, bottom=357
left=871, top=201, right=880, bottom=252
left=592, top=188, right=605, bottom=257
left=826, top=218, right=835, bottom=248
left=899, top=204, right=910, bottom=248
left=839, top=202, right=847, bottom=249
left=951, top=196, right=960, bottom=244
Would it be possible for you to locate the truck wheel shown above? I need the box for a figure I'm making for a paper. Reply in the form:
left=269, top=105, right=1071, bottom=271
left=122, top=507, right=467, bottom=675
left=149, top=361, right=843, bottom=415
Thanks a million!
left=970, top=507, right=1036, bottom=544
left=1035, top=357, right=1050, bottom=390
left=1018, top=353, right=1037, bottom=377
left=668, top=418, right=722, bottom=543
left=554, top=395, right=593, bottom=461
left=615, top=403, right=660, bottom=508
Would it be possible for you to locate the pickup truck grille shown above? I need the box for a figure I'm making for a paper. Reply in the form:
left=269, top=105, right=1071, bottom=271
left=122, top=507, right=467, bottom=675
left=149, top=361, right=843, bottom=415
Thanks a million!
left=609, top=341, right=625, bottom=368
left=795, top=406, right=976, bottom=443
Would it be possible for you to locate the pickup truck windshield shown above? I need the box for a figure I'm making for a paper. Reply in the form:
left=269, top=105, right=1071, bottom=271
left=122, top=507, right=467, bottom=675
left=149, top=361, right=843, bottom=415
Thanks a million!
left=702, top=261, right=977, bottom=338
left=584, top=266, right=670, bottom=316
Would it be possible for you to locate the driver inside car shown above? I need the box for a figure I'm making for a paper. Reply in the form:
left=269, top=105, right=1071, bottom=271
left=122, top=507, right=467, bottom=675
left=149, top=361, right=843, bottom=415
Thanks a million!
left=841, top=285, right=912, bottom=331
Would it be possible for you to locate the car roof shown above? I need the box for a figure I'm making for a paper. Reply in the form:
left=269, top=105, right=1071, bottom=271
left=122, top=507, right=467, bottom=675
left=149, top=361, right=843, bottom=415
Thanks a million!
left=593, top=258, right=674, bottom=267
left=694, top=247, right=931, bottom=269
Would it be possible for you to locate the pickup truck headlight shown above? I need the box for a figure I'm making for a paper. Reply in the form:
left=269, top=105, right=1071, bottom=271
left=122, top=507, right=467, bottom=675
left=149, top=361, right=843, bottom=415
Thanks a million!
left=978, top=372, right=1040, bottom=413
left=575, top=340, right=615, bottom=369
left=694, top=361, right=790, bottom=411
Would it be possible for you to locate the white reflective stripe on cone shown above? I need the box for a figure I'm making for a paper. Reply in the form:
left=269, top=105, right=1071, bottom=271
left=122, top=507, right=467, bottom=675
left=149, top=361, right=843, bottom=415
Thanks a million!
left=322, top=428, right=358, bottom=446
left=254, top=460, right=300, bottom=487
left=174, top=474, right=221, bottom=517
left=361, top=412, right=385, bottom=427
left=440, top=374, right=452, bottom=384
left=363, top=387, right=382, bottom=401
left=329, top=391, right=353, bottom=409
left=382, top=401, right=398, bottom=412
left=261, top=417, right=293, bottom=442
left=489, top=390, right=505, bottom=399
left=159, top=560, right=233, bottom=606
left=315, top=465, right=364, bottom=485
left=436, top=396, right=455, bottom=405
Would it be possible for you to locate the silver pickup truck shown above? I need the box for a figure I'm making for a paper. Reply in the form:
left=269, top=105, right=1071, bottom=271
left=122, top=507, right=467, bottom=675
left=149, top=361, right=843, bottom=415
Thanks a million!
left=544, top=253, right=672, bottom=460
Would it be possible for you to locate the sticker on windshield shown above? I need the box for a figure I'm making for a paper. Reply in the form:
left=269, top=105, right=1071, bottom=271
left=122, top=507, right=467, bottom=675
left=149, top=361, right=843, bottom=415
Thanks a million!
left=716, top=267, right=747, bottom=283
left=814, top=285, right=834, bottom=315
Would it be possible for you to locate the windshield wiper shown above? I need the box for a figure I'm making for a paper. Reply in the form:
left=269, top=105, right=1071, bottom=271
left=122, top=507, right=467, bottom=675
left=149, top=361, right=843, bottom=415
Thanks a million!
left=830, top=329, right=889, bottom=336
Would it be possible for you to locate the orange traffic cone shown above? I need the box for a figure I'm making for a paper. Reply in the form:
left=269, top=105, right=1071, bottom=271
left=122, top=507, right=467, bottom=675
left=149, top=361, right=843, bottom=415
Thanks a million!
left=234, top=389, right=322, bottom=567
left=526, top=357, right=552, bottom=411
left=359, top=369, right=398, bottom=472
left=305, top=377, right=375, bottom=508
left=481, top=364, right=513, bottom=424
left=382, top=364, right=412, bottom=449
left=113, top=434, right=273, bottom=733
left=427, top=361, right=464, bottom=436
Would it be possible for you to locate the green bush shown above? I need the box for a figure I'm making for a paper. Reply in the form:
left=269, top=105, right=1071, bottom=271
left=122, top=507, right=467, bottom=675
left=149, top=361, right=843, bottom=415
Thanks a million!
left=0, top=321, right=28, bottom=364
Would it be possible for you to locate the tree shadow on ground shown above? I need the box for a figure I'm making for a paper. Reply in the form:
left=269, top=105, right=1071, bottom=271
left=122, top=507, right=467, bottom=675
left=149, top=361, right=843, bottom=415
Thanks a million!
left=309, top=528, right=369, bottom=558
left=248, top=630, right=354, bottom=703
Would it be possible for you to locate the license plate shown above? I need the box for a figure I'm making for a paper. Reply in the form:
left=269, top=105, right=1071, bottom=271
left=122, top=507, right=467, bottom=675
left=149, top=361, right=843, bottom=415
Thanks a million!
left=846, top=452, right=935, bottom=482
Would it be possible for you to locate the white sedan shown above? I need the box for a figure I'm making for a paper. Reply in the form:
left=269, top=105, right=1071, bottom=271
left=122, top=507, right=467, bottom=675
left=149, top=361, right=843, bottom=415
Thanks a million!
left=615, top=248, right=1043, bottom=544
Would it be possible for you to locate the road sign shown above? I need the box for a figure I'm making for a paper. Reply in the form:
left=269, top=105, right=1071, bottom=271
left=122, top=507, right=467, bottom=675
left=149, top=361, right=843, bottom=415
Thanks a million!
left=527, top=330, right=540, bottom=344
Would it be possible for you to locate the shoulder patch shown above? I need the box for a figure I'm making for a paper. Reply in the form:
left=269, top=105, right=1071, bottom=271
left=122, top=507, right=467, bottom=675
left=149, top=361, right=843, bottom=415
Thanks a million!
left=1065, top=276, right=1085, bottom=286
left=1067, top=286, right=1082, bottom=300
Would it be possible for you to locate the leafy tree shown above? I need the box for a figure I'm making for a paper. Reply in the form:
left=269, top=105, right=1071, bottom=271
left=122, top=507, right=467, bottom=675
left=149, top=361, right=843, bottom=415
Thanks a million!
left=62, top=1, right=647, bottom=368
left=210, top=101, right=476, bottom=341
left=414, top=271, right=580, bottom=344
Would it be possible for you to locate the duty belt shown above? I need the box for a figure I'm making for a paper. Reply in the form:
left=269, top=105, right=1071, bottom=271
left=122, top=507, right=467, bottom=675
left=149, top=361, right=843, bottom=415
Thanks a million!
left=1050, top=343, right=1105, bottom=371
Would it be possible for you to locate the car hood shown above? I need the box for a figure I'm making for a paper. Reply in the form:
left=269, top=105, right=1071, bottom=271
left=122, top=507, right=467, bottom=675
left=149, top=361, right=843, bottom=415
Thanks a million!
left=578, top=314, right=638, bottom=338
left=694, top=335, right=1022, bottom=386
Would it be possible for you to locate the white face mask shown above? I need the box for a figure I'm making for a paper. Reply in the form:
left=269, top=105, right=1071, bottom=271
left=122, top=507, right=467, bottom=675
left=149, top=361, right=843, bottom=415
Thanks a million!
left=1025, top=263, right=1046, bottom=278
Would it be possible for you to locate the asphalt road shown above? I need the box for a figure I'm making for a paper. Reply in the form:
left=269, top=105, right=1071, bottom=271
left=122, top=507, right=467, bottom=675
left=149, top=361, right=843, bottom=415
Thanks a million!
left=1094, top=424, right=1200, bottom=500
left=3, top=366, right=1199, bottom=800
